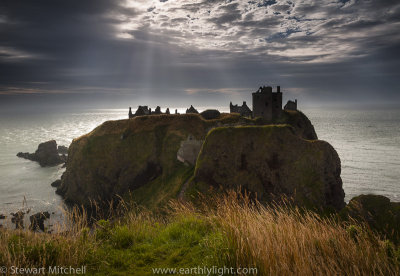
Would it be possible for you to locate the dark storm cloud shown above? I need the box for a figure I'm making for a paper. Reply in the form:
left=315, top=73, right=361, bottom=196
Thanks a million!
left=0, top=0, right=137, bottom=87
left=0, top=0, right=400, bottom=108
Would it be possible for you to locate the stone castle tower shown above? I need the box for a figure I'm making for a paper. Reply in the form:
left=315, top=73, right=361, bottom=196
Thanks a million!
left=252, top=85, right=282, bottom=121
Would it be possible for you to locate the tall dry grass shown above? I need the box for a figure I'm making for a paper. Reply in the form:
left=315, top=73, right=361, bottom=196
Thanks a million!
left=174, top=191, right=399, bottom=276
left=0, top=206, right=93, bottom=269
left=0, top=191, right=399, bottom=275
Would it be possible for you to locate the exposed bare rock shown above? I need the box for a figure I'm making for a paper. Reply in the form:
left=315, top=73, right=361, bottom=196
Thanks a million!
left=177, top=135, right=204, bottom=165
left=51, top=179, right=62, bottom=188
left=11, top=211, right=25, bottom=229
left=58, top=145, right=69, bottom=155
left=29, top=211, right=50, bottom=231
left=17, top=140, right=66, bottom=167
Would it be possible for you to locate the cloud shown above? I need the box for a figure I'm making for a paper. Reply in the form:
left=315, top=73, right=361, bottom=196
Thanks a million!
left=0, top=0, right=399, bottom=106
left=185, top=87, right=247, bottom=96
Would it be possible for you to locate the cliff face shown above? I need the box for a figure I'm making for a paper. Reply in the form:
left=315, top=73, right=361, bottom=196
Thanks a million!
left=57, top=111, right=337, bottom=210
left=57, top=114, right=254, bottom=208
left=190, top=125, right=344, bottom=211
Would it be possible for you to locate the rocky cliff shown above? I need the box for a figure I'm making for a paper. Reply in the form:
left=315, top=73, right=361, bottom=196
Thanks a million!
left=189, top=125, right=344, bottom=211
left=56, top=111, right=341, bottom=211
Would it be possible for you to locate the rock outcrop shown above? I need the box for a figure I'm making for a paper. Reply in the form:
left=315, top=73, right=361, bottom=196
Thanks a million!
left=11, top=211, right=25, bottom=229
left=17, top=140, right=66, bottom=167
left=275, top=110, right=318, bottom=140
left=190, top=125, right=345, bottom=211
left=340, top=194, right=400, bottom=244
left=57, top=112, right=327, bottom=210
left=177, top=135, right=204, bottom=165
left=51, top=179, right=62, bottom=188
left=29, top=211, right=50, bottom=232
left=58, top=145, right=69, bottom=155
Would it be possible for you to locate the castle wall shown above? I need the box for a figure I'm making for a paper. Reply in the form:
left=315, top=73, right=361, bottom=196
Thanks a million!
left=271, top=92, right=282, bottom=119
left=252, top=91, right=272, bottom=120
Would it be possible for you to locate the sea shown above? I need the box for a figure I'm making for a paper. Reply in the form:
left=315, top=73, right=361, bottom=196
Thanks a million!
left=0, top=107, right=399, bottom=229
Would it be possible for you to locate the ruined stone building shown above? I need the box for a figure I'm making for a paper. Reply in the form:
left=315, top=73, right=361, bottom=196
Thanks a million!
left=154, top=106, right=162, bottom=114
left=284, top=99, right=297, bottom=111
left=229, top=101, right=252, bottom=117
left=134, top=106, right=151, bottom=117
left=186, top=105, right=199, bottom=114
left=129, top=105, right=169, bottom=118
left=128, top=85, right=298, bottom=120
left=229, top=85, right=297, bottom=120
left=252, top=86, right=283, bottom=121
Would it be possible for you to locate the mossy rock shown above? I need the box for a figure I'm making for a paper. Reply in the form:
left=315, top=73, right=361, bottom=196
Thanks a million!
left=189, top=125, right=344, bottom=211
left=340, top=194, right=400, bottom=244
left=58, top=111, right=321, bottom=211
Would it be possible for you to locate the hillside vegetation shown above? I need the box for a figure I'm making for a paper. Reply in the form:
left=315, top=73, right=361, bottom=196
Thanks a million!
left=6, top=112, right=397, bottom=275
left=1, top=192, right=399, bottom=275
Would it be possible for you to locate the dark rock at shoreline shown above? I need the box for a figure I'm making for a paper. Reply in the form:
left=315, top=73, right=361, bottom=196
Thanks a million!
left=51, top=179, right=62, bottom=188
left=11, top=211, right=25, bottom=229
left=17, top=140, right=66, bottom=167
left=29, top=211, right=50, bottom=232
left=58, top=145, right=69, bottom=155
left=340, top=194, right=400, bottom=244
left=17, top=152, right=36, bottom=160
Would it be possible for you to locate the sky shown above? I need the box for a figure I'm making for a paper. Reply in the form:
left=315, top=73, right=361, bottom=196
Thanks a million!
left=0, top=0, right=399, bottom=110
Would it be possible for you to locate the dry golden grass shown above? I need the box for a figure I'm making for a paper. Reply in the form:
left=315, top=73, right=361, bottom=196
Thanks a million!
left=176, top=191, right=399, bottom=276
left=0, top=206, right=93, bottom=269
left=0, top=192, right=399, bottom=275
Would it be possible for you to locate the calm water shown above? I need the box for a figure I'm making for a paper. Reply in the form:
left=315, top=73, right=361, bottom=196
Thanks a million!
left=307, top=108, right=400, bottom=202
left=0, top=108, right=399, bottom=228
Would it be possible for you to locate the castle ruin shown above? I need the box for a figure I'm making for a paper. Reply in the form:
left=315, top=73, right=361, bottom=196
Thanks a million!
left=284, top=99, right=297, bottom=111
left=229, top=101, right=252, bottom=117
left=252, top=85, right=282, bottom=121
left=129, top=85, right=297, bottom=120
left=230, top=85, right=297, bottom=120
left=129, top=104, right=201, bottom=118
